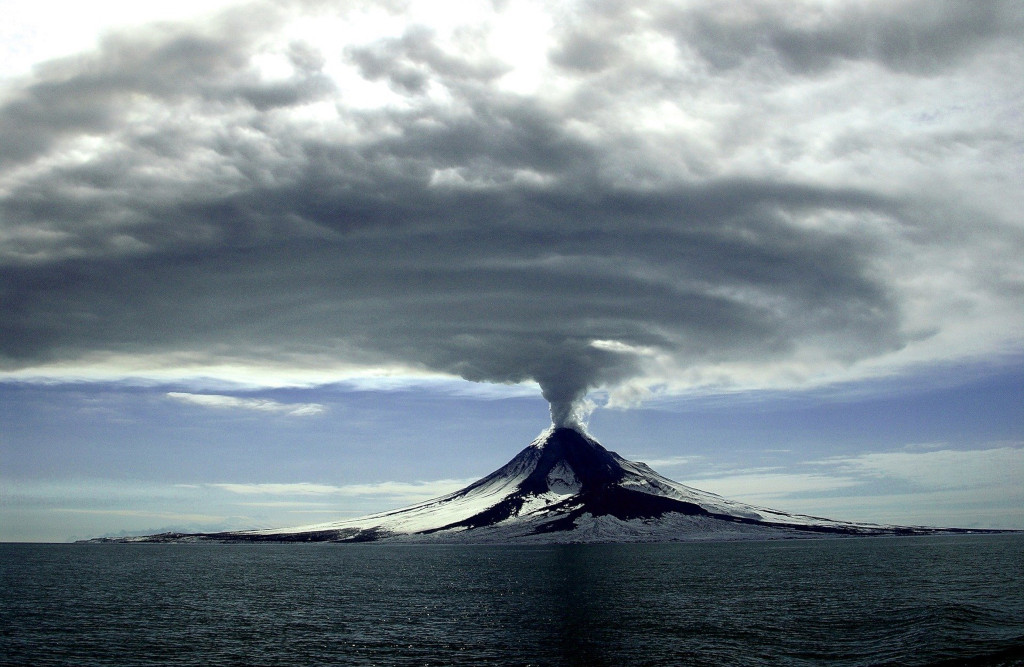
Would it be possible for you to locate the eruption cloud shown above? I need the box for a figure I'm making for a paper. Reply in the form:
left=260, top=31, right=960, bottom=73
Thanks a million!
left=530, top=341, right=641, bottom=431
left=542, top=383, right=594, bottom=432
left=0, top=0, right=1020, bottom=418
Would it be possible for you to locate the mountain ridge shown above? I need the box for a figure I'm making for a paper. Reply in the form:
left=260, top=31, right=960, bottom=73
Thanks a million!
left=86, top=427, right=1003, bottom=544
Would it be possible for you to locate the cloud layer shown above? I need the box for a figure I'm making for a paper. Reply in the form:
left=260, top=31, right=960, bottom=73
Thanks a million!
left=680, top=444, right=1024, bottom=527
left=167, top=391, right=324, bottom=416
left=1, top=0, right=1022, bottom=423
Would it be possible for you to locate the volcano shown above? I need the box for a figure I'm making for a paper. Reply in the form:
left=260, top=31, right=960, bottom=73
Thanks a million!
left=100, top=427, right=982, bottom=544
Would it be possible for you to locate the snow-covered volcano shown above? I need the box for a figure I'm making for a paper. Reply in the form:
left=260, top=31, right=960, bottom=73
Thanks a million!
left=106, top=427, right=975, bottom=544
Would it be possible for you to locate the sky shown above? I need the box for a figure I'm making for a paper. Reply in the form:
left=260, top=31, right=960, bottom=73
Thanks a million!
left=1, top=0, right=1022, bottom=542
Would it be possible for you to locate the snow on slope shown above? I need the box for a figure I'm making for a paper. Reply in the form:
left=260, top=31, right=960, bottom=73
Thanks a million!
left=227, top=427, right=916, bottom=543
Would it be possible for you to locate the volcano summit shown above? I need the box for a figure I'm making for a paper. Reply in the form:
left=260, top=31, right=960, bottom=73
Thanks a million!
left=99, top=428, right=983, bottom=544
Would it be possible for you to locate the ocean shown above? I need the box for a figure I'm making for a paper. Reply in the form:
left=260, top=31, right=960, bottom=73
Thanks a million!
left=2, top=535, right=1022, bottom=666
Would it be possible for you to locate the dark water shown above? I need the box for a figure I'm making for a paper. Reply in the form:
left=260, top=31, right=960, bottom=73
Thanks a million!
left=2, top=536, right=1022, bottom=666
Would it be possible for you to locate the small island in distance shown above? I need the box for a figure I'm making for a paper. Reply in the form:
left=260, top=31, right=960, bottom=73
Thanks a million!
left=84, top=427, right=1008, bottom=544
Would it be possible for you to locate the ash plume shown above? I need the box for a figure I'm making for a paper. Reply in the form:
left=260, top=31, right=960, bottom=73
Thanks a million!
left=530, top=341, right=639, bottom=431
left=0, top=0, right=1020, bottom=409
left=545, top=391, right=593, bottom=432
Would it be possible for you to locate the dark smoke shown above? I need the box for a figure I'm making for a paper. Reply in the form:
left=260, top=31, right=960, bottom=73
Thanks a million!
left=530, top=341, right=640, bottom=429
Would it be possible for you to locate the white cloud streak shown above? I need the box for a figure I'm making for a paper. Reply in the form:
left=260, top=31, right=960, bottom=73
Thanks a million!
left=166, top=392, right=324, bottom=416
left=824, top=445, right=1024, bottom=492
left=680, top=471, right=864, bottom=501
left=682, top=444, right=1024, bottom=527
left=210, top=479, right=475, bottom=500
left=1, top=476, right=478, bottom=540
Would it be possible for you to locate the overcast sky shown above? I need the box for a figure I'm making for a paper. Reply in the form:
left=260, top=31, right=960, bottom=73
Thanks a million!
left=1, top=0, right=1021, bottom=541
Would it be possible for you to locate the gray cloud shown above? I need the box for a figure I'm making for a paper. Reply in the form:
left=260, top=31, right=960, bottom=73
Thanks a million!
left=658, top=0, right=1022, bottom=75
left=347, top=25, right=507, bottom=93
left=0, top=7, right=330, bottom=169
left=1, top=0, right=1021, bottom=425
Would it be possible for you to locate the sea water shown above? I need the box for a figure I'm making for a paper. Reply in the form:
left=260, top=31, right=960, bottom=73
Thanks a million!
left=2, top=535, right=1022, bottom=666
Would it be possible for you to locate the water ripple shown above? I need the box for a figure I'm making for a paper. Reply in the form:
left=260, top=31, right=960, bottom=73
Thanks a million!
left=1, top=536, right=1022, bottom=666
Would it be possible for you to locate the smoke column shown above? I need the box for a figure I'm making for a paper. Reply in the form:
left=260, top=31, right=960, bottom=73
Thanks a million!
left=531, top=341, right=640, bottom=432
left=542, top=383, right=590, bottom=431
